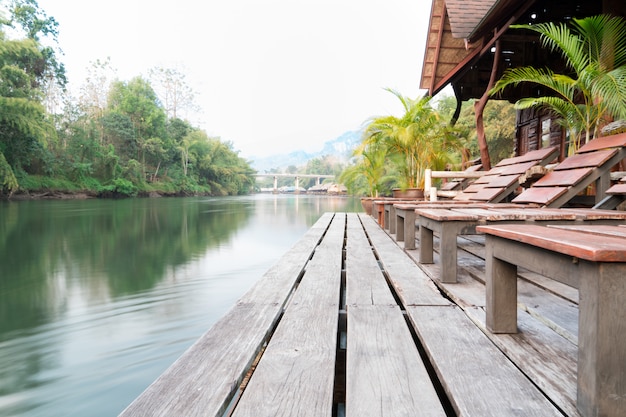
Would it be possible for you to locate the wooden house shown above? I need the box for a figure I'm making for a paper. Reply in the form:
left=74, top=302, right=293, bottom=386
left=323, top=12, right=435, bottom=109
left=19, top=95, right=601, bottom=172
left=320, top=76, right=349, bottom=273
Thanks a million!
left=421, top=0, right=625, bottom=166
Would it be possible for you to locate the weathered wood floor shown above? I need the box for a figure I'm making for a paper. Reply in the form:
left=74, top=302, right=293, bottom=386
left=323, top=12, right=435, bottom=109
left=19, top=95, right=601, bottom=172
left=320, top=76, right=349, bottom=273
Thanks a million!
left=119, top=212, right=580, bottom=417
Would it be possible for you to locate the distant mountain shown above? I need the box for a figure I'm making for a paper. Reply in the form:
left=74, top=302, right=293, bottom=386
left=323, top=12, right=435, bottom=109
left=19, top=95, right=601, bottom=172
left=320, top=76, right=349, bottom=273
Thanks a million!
left=250, top=130, right=362, bottom=172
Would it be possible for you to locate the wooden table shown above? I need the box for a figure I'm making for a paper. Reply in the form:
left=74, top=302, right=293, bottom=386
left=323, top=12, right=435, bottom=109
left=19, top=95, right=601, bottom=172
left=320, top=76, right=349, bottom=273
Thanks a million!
left=478, top=224, right=626, bottom=417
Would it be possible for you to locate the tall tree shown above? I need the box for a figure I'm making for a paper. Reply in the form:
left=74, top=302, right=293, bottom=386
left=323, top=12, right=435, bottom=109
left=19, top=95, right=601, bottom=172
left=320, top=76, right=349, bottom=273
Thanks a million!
left=107, top=77, right=167, bottom=167
left=78, top=58, right=117, bottom=143
left=149, top=67, right=197, bottom=120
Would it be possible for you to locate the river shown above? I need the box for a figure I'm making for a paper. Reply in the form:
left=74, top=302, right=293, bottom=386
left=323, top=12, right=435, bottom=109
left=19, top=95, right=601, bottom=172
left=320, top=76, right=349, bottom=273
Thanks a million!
left=0, top=194, right=362, bottom=416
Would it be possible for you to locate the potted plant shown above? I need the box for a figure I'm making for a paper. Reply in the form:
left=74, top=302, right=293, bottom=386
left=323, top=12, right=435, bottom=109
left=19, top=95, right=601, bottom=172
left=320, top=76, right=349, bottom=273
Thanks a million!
left=363, top=89, right=463, bottom=197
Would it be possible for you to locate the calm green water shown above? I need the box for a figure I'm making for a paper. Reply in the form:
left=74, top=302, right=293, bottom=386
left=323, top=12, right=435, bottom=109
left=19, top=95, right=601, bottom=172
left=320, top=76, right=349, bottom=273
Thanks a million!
left=0, top=194, right=361, bottom=416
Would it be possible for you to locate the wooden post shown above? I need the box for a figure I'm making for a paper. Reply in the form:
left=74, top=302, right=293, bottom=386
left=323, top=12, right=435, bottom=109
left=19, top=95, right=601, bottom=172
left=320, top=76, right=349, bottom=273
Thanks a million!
left=485, top=236, right=518, bottom=333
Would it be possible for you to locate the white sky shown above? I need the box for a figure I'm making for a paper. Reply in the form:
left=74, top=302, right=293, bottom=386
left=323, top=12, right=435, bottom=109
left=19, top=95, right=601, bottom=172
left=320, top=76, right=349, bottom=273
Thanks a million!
left=36, top=0, right=432, bottom=158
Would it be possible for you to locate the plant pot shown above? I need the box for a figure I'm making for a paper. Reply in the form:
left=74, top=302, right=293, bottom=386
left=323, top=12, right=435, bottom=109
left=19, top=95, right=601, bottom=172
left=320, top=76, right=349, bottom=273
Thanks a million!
left=392, top=188, right=424, bottom=199
left=360, top=197, right=375, bottom=214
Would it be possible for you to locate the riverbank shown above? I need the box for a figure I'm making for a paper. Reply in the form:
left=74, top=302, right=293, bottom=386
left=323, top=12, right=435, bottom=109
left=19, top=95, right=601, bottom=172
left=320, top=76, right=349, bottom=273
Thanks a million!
left=6, top=189, right=199, bottom=201
left=1, top=174, right=223, bottom=201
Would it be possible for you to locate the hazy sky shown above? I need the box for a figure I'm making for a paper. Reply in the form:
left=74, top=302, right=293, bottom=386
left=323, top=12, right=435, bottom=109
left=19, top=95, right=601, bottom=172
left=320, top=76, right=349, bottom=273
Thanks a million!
left=36, top=0, right=433, bottom=158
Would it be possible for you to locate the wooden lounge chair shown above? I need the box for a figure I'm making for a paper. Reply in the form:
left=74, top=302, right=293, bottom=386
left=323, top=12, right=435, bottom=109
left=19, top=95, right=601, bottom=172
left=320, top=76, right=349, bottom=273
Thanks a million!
left=384, top=146, right=560, bottom=246
left=452, top=146, right=559, bottom=203
left=414, top=133, right=626, bottom=282
left=511, top=133, right=626, bottom=207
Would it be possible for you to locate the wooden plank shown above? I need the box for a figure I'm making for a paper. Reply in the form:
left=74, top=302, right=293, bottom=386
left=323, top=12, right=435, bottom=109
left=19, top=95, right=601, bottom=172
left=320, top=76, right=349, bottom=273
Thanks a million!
left=406, top=305, right=563, bottom=416
left=359, top=214, right=450, bottom=306
left=415, top=208, right=480, bottom=221
left=512, top=186, right=567, bottom=205
left=231, top=215, right=345, bottom=417
left=490, top=208, right=579, bottom=220
left=346, top=305, right=446, bottom=417
left=496, top=146, right=558, bottom=165
left=548, top=224, right=626, bottom=238
left=559, top=208, right=626, bottom=220
left=345, top=214, right=396, bottom=306
left=463, top=307, right=581, bottom=417
left=119, top=213, right=335, bottom=417
left=531, top=167, right=593, bottom=187
left=473, top=173, right=500, bottom=184
left=607, top=182, right=626, bottom=194
left=554, top=149, right=617, bottom=170
left=577, top=132, right=626, bottom=153
left=498, top=160, right=540, bottom=175
left=452, top=192, right=477, bottom=201
left=460, top=182, right=486, bottom=192
left=469, top=186, right=509, bottom=201
left=477, top=224, right=626, bottom=262
left=479, top=174, right=518, bottom=188
left=452, top=207, right=578, bottom=221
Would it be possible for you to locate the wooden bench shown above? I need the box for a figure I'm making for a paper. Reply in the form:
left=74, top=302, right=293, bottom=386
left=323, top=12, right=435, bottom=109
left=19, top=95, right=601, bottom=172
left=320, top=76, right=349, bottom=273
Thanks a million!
left=372, top=198, right=421, bottom=229
left=417, top=207, right=626, bottom=284
left=477, top=224, right=626, bottom=417
left=391, top=201, right=505, bottom=249
left=387, top=200, right=475, bottom=238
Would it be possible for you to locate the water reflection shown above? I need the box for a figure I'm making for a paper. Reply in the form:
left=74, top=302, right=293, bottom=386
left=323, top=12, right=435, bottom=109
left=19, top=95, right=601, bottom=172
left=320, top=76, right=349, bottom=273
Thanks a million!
left=0, top=198, right=252, bottom=337
left=0, top=194, right=360, bottom=416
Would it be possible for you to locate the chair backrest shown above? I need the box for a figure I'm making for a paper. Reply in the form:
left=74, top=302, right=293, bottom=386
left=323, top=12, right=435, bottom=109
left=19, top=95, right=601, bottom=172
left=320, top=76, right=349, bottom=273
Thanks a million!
left=453, top=147, right=559, bottom=203
left=512, top=133, right=626, bottom=207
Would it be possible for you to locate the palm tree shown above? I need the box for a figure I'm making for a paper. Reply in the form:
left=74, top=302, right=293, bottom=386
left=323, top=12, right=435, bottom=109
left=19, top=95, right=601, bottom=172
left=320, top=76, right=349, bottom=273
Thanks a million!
left=363, top=89, right=462, bottom=190
left=490, top=14, right=626, bottom=152
left=339, top=140, right=389, bottom=197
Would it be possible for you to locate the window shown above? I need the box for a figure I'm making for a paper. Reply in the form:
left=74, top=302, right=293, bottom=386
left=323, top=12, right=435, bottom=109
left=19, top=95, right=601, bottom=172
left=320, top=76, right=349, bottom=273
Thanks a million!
left=541, top=118, right=551, bottom=148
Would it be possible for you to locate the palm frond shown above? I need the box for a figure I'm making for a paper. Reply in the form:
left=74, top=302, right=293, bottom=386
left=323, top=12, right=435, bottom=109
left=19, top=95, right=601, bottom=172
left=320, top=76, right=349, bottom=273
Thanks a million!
left=491, top=67, right=576, bottom=102
left=592, top=67, right=626, bottom=120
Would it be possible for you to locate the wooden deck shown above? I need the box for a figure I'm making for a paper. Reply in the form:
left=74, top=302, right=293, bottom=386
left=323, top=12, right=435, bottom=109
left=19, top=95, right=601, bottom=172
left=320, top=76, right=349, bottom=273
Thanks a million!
left=119, top=212, right=589, bottom=417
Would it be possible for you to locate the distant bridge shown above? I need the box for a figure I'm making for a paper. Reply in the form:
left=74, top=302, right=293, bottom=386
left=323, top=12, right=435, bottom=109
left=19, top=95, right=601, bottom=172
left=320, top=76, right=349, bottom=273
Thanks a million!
left=254, top=173, right=335, bottom=193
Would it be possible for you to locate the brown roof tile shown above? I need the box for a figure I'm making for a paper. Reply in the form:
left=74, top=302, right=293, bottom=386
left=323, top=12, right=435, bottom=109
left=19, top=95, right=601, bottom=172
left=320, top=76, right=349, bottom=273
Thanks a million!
left=445, top=0, right=499, bottom=38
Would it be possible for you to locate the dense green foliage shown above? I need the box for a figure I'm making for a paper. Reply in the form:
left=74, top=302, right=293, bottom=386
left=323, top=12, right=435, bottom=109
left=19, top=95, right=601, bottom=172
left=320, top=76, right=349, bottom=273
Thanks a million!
left=0, top=0, right=255, bottom=198
left=340, top=90, right=470, bottom=196
left=339, top=94, right=517, bottom=197
left=437, top=96, right=516, bottom=165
